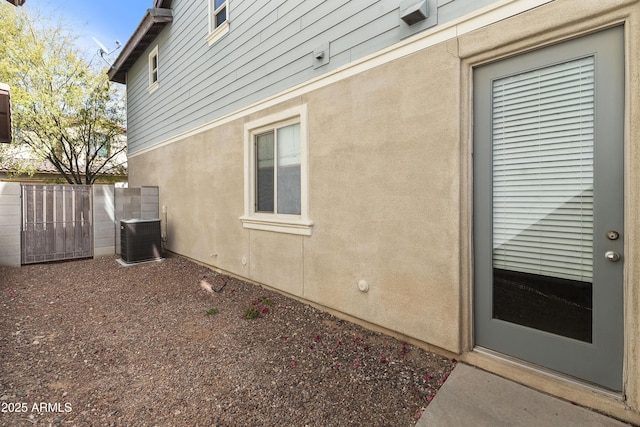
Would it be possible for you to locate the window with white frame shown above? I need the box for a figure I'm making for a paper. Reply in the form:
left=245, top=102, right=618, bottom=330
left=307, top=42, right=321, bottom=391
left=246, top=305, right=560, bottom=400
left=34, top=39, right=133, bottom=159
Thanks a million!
left=148, top=46, right=159, bottom=93
left=91, top=134, right=109, bottom=158
left=0, top=85, right=11, bottom=143
left=207, top=0, right=229, bottom=45
left=240, top=105, right=313, bottom=236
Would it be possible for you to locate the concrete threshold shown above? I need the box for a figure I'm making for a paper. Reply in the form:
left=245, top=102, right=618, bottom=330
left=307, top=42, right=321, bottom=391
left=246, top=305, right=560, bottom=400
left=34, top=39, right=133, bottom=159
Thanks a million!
left=417, top=363, right=631, bottom=427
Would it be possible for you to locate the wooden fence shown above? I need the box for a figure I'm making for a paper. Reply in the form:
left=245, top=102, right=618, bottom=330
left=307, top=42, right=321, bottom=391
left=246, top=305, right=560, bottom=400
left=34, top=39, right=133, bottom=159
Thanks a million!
left=21, top=184, right=92, bottom=264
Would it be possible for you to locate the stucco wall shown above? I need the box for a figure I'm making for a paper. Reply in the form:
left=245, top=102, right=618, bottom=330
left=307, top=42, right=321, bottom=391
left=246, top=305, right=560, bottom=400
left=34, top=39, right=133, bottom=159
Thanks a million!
left=129, top=39, right=462, bottom=354
left=302, top=40, right=462, bottom=352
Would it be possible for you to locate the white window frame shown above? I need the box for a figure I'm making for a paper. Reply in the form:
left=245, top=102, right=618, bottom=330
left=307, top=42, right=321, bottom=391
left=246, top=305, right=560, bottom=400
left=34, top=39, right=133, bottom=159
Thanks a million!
left=91, top=134, right=110, bottom=158
left=148, top=45, right=159, bottom=93
left=206, top=0, right=230, bottom=46
left=240, top=105, right=313, bottom=236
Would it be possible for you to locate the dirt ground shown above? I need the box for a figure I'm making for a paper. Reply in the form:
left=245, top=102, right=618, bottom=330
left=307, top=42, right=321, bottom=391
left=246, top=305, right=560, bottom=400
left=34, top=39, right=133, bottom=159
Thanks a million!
left=0, top=255, right=456, bottom=426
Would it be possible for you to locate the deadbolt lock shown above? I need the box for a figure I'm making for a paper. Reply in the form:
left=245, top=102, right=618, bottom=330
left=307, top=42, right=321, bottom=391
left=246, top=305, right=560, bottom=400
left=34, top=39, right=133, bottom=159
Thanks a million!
left=606, top=230, right=620, bottom=240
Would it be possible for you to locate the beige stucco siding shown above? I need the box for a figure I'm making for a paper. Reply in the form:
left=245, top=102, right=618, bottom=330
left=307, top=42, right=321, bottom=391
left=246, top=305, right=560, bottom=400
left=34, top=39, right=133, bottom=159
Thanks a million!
left=302, top=41, right=462, bottom=352
left=129, top=124, right=247, bottom=279
left=129, top=39, right=463, bottom=353
left=250, top=231, right=304, bottom=296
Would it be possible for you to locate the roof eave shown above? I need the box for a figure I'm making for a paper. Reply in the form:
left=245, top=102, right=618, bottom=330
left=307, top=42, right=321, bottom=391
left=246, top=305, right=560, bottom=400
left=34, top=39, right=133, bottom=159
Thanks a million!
left=153, top=0, right=172, bottom=8
left=108, top=8, right=173, bottom=85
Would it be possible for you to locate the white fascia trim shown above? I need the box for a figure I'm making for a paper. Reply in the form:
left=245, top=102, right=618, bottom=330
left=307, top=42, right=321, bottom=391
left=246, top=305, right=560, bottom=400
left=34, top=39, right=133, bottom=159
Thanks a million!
left=129, top=0, right=553, bottom=159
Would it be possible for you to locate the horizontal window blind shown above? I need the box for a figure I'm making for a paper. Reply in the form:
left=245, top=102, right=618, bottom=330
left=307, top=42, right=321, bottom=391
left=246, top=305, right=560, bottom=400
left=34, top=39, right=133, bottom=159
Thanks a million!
left=277, top=123, right=301, bottom=215
left=492, top=56, right=595, bottom=282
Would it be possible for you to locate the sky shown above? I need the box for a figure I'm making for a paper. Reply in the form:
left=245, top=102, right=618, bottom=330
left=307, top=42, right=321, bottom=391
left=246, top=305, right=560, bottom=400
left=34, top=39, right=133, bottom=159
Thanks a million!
left=23, top=0, right=151, bottom=61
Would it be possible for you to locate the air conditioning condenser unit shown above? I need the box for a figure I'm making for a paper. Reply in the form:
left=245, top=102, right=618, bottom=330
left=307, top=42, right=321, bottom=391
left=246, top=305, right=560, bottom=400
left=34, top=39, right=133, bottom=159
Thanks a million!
left=120, top=219, right=162, bottom=264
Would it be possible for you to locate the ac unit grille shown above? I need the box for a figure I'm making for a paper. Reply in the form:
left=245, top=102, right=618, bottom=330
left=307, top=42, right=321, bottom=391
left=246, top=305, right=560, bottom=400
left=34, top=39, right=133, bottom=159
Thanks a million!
left=120, top=219, right=162, bottom=263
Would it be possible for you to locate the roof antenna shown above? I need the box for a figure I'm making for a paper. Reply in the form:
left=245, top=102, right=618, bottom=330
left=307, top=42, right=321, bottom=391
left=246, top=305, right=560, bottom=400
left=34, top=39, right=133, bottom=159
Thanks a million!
left=92, top=37, right=122, bottom=68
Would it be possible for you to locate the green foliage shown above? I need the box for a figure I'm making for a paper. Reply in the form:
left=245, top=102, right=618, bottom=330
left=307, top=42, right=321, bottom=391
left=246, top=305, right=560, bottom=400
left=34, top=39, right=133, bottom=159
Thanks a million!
left=242, top=297, right=273, bottom=320
left=242, top=305, right=261, bottom=320
left=0, top=3, right=126, bottom=184
left=206, top=308, right=220, bottom=316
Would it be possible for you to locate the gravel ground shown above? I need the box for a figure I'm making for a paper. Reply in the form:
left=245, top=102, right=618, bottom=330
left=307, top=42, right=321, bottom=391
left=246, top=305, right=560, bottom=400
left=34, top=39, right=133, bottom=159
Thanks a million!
left=0, top=255, right=456, bottom=426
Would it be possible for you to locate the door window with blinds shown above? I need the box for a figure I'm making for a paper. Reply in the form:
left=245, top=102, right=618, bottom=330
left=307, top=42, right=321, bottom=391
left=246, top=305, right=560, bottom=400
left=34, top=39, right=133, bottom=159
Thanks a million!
left=491, top=56, right=595, bottom=342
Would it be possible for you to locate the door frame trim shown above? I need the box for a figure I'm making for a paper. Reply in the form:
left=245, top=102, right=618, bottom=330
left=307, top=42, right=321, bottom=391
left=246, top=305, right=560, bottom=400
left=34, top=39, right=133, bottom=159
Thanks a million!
left=471, top=26, right=624, bottom=390
left=456, top=0, right=640, bottom=419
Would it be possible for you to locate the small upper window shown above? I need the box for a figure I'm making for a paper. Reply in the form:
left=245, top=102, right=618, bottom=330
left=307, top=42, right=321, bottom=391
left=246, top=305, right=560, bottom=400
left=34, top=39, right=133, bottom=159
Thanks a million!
left=148, top=46, right=159, bottom=93
left=207, top=0, right=230, bottom=46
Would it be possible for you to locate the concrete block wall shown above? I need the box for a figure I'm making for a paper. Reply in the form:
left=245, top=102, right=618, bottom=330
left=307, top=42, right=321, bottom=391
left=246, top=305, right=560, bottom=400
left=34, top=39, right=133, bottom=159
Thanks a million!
left=0, top=182, right=21, bottom=266
left=114, top=186, right=159, bottom=254
left=140, top=186, right=160, bottom=219
left=115, top=187, right=142, bottom=221
left=0, top=184, right=159, bottom=263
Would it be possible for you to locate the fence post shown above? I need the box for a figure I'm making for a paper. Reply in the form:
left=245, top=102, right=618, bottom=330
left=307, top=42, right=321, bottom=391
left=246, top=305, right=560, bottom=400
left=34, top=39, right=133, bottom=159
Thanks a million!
left=93, top=184, right=116, bottom=257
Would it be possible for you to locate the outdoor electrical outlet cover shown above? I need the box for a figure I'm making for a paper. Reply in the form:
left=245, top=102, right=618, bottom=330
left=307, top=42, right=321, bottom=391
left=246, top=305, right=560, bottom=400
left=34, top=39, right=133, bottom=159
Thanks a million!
left=313, top=42, right=330, bottom=69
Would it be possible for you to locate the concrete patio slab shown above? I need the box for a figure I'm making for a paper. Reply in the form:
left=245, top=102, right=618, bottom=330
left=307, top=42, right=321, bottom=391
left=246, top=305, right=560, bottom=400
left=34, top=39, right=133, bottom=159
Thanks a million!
left=417, top=363, right=631, bottom=427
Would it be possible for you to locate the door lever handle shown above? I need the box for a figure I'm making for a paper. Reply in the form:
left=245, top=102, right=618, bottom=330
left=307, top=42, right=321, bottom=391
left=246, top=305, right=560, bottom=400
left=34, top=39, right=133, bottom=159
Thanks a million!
left=605, top=251, right=621, bottom=262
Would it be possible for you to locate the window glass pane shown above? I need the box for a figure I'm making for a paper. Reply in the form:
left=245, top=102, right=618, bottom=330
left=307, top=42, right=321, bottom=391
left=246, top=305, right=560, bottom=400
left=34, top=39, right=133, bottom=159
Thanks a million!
left=0, top=91, right=10, bottom=143
left=93, top=135, right=109, bottom=158
left=277, top=124, right=301, bottom=215
left=491, top=56, right=595, bottom=342
left=214, top=0, right=225, bottom=9
left=256, top=131, right=274, bottom=213
left=150, top=53, right=158, bottom=84
left=215, top=7, right=227, bottom=27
